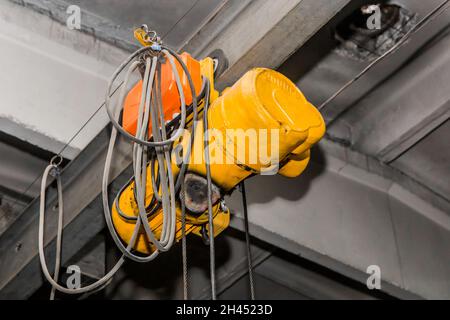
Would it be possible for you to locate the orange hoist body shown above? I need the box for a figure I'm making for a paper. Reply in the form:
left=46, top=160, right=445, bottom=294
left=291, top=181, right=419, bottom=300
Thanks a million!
left=122, top=52, right=202, bottom=136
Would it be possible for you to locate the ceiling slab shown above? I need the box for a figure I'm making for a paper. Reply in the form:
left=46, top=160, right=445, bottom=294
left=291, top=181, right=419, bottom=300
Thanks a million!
left=0, top=0, right=128, bottom=159
left=198, top=0, right=353, bottom=88
left=71, top=0, right=226, bottom=49
left=392, top=121, right=450, bottom=200
left=349, top=29, right=450, bottom=163
left=227, top=158, right=450, bottom=299
left=294, top=0, right=450, bottom=124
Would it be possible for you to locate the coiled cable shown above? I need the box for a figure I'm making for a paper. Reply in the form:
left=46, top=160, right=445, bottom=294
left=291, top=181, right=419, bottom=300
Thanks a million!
left=39, top=44, right=198, bottom=296
left=202, top=78, right=217, bottom=300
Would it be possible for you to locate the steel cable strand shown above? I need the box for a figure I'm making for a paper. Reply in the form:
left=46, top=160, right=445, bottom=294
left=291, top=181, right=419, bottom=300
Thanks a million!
left=202, top=78, right=217, bottom=300
left=39, top=164, right=134, bottom=294
left=133, top=51, right=184, bottom=251
left=39, top=45, right=200, bottom=295
left=38, top=59, right=155, bottom=296
left=240, top=181, right=255, bottom=300
left=132, top=55, right=173, bottom=252
left=149, top=60, right=175, bottom=249
left=49, top=167, right=63, bottom=300
left=102, top=56, right=160, bottom=263
left=104, top=50, right=187, bottom=147
left=103, top=48, right=191, bottom=259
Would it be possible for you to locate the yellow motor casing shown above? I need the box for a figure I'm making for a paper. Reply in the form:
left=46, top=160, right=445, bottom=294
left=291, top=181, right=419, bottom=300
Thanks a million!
left=186, top=68, right=326, bottom=189
left=111, top=67, right=325, bottom=254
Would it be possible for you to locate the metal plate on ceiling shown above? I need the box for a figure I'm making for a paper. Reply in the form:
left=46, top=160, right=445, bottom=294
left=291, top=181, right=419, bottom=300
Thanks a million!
left=71, top=0, right=226, bottom=49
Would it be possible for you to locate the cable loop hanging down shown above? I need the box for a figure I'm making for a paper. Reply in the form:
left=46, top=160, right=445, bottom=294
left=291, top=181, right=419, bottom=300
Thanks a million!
left=38, top=41, right=198, bottom=295
left=50, top=155, right=63, bottom=168
left=39, top=161, right=125, bottom=295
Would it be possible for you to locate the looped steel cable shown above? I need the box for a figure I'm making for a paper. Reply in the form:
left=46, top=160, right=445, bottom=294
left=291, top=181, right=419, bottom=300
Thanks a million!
left=39, top=162, right=129, bottom=295
left=240, top=181, right=255, bottom=300
left=202, top=78, right=217, bottom=300
left=180, top=183, right=189, bottom=300
left=39, top=42, right=199, bottom=296
left=50, top=155, right=63, bottom=168
left=102, top=47, right=193, bottom=261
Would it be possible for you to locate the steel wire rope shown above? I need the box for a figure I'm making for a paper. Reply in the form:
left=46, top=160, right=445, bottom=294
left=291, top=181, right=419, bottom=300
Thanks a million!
left=39, top=44, right=198, bottom=296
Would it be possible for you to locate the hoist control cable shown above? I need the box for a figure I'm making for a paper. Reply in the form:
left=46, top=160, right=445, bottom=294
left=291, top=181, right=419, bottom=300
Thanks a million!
left=39, top=43, right=198, bottom=296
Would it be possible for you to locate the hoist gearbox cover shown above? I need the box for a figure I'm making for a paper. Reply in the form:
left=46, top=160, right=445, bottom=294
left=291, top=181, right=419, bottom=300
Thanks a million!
left=122, top=52, right=202, bottom=136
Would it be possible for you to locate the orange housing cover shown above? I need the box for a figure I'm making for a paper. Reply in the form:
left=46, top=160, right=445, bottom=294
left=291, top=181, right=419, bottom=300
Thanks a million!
left=122, top=52, right=202, bottom=136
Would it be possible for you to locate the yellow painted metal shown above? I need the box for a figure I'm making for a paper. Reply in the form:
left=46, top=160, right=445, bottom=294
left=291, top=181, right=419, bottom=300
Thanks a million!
left=110, top=152, right=230, bottom=254
left=185, top=68, right=326, bottom=189
left=111, top=65, right=325, bottom=254
left=110, top=171, right=229, bottom=254
left=133, top=27, right=153, bottom=47
left=111, top=58, right=230, bottom=254
left=200, top=57, right=219, bottom=102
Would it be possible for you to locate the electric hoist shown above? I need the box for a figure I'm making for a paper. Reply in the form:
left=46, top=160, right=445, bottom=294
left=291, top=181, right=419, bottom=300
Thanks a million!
left=38, top=26, right=325, bottom=297
left=110, top=26, right=326, bottom=254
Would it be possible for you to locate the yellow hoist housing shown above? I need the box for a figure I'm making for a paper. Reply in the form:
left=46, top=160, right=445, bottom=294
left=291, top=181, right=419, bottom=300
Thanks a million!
left=112, top=56, right=325, bottom=254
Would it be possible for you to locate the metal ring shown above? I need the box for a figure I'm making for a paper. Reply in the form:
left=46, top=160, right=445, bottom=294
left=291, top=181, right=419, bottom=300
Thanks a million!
left=50, top=155, right=63, bottom=167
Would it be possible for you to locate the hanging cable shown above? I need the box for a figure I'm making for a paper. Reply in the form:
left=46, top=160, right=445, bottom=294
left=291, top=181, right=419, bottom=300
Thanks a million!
left=39, top=39, right=199, bottom=296
left=49, top=157, right=63, bottom=301
left=180, top=183, right=189, bottom=300
left=101, top=54, right=161, bottom=262
left=39, top=50, right=156, bottom=296
left=39, top=162, right=129, bottom=294
left=102, top=45, right=198, bottom=261
left=104, top=51, right=187, bottom=147
left=240, top=181, right=255, bottom=300
left=202, top=78, right=217, bottom=300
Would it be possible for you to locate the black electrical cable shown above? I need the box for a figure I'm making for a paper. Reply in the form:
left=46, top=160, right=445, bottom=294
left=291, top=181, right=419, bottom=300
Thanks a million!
left=202, top=78, right=217, bottom=300
left=240, top=181, right=255, bottom=300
